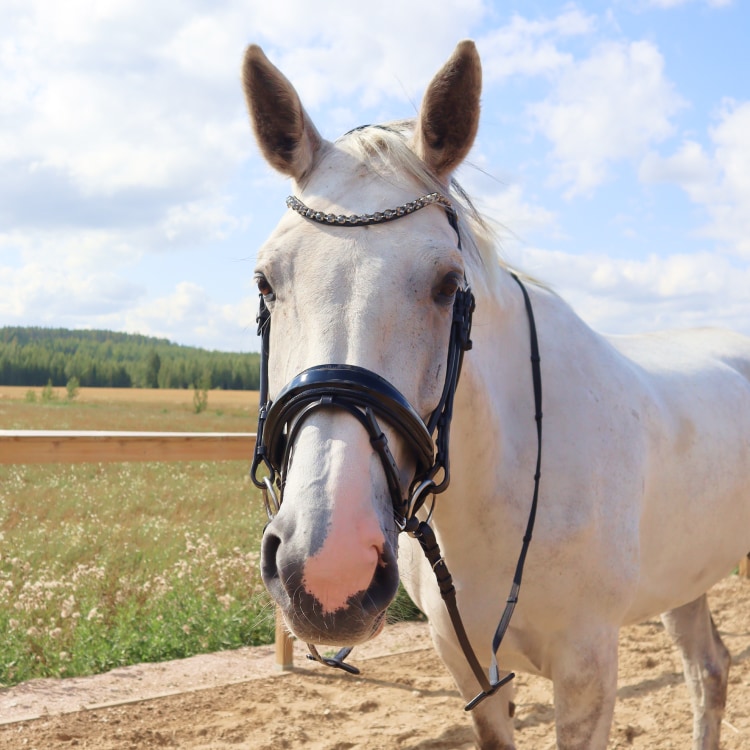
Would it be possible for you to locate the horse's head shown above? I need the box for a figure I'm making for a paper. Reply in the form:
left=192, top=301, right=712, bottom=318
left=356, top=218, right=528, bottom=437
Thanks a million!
left=243, top=42, right=482, bottom=645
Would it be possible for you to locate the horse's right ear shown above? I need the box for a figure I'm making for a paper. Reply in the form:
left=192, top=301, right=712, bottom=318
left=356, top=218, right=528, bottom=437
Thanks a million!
left=242, top=45, right=323, bottom=182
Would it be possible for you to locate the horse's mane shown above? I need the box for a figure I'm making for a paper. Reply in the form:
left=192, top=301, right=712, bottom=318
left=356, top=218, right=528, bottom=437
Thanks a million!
left=336, top=121, right=505, bottom=287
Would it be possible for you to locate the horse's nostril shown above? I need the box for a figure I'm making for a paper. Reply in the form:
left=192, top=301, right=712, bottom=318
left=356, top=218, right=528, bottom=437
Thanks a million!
left=365, top=543, right=399, bottom=612
left=260, top=529, right=281, bottom=585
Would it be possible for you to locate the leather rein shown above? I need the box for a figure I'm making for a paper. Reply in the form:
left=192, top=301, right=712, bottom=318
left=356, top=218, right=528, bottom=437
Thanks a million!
left=249, top=191, right=542, bottom=711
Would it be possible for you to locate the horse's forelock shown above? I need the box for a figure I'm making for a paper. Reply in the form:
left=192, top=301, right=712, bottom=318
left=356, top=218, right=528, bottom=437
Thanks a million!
left=334, top=122, right=505, bottom=285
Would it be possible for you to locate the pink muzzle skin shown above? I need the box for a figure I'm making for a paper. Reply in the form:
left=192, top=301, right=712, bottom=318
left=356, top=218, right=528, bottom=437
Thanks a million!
left=300, top=432, right=388, bottom=614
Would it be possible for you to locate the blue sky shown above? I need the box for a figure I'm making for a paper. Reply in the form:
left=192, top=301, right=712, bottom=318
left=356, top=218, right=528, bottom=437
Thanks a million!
left=1, top=0, right=748, bottom=351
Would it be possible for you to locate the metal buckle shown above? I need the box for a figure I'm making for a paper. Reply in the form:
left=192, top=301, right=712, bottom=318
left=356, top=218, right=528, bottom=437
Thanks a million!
left=306, top=644, right=360, bottom=675
left=396, top=478, right=437, bottom=533
left=464, top=672, right=516, bottom=711
left=261, top=476, right=280, bottom=520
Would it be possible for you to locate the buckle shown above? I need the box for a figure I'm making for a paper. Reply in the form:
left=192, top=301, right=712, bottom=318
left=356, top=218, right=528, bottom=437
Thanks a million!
left=454, top=288, right=475, bottom=352
left=464, top=672, right=515, bottom=711
left=306, top=644, right=360, bottom=675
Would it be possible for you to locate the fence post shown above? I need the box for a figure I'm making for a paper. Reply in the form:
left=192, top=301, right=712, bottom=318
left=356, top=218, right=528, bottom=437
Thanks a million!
left=275, top=608, right=294, bottom=670
left=739, top=554, right=750, bottom=578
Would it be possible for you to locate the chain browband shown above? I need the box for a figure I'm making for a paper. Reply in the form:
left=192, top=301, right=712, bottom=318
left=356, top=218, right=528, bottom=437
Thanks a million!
left=285, top=192, right=455, bottom=227
left=250, top=191, right=542, bottom=712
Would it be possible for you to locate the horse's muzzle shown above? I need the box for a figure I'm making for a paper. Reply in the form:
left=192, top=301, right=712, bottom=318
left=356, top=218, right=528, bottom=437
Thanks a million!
left=260, top=521, right=400, bottom=645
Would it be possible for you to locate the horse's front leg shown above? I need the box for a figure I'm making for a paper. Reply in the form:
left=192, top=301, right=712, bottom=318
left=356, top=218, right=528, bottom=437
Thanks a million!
left=430, top=626, right=517, bottom=749
left=550, top=623, right=619, bottom=750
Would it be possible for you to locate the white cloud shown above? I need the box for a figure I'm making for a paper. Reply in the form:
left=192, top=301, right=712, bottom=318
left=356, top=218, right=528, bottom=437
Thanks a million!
left=530, top=40, right=685, bottom=197
left=475, top=184, right=559, bottom=251
left=1, top=1, right=251, bottom=203
left=0, top=227, right=143, bottom=270
left=477, top=8, right=596, bottom=81
left=0, top=0, right=489, bottom=240
left=0, top=245, right=257, bottom=350
left=116, top=282, right=258, bottom=350
left=0, top=258, right=144, bottom=322
left=517, top=246, right=750, bottom=336
left=640, top=99, right=750, bottom=258
left=161, top=197, right=243, bottom=245
left=639, top=140, right=717, bottom=189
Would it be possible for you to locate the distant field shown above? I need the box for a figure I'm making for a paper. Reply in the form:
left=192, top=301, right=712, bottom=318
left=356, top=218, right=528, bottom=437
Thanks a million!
left=0, top=386, right=259, bottom=408
left=0, top=387, right=259, bottom=432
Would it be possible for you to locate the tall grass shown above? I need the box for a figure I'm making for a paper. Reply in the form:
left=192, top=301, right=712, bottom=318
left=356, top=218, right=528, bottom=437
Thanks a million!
left=0, top=459, right=273, bottom=686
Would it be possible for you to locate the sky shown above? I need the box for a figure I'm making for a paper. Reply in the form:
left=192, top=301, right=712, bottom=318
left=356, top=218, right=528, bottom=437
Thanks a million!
left=1, top=0, right=749, bottom=352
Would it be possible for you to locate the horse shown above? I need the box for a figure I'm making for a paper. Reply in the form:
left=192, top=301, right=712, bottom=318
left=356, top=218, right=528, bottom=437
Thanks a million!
left=242, top=40, right=750, bottom=749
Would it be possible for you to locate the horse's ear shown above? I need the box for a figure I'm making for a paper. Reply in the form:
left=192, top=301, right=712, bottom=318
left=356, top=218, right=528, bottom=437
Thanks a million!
left=413, top=40, right=482, bottom=181
left=242, top=45, right=323, bottom=181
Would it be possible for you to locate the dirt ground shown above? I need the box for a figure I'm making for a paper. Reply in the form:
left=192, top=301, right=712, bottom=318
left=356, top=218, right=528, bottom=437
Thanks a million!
left=1, top=576, right=749, bottom=749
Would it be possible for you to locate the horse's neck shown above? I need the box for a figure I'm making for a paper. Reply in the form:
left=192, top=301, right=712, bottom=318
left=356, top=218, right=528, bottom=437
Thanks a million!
left=447, top=269, right=543, bottom=503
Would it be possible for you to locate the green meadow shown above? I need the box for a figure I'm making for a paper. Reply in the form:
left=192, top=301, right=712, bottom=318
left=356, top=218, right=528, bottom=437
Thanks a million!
left=0, top=388, right=270, bottom=687
left=0, top=387, right=420, bottom=687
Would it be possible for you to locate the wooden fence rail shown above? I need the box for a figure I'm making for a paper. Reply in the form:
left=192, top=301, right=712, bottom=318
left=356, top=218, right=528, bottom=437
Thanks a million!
left=0, top=430, right=295, bottom=670
left=0, top=430, right=255, bottom=464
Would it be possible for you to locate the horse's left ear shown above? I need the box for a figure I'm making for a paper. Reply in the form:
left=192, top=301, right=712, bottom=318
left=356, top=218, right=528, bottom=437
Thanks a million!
left=413, top=40, right=482, bottom=181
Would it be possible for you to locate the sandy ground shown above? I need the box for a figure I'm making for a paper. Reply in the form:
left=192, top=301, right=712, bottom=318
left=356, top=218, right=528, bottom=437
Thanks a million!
left=1, top=577, right=749, bottom=749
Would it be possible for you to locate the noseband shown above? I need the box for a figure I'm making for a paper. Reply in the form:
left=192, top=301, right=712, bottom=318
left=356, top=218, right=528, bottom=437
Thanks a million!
left=250, top=190, right=542, bottom=712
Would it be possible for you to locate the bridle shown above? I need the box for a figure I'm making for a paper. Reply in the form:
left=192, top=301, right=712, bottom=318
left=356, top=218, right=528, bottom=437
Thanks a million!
left=251, top=192, right=473, bottom=526
left=250, top=190, right=542, bottom=712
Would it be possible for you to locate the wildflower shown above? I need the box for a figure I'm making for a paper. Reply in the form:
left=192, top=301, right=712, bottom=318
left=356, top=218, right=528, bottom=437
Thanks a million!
left=182, top=624, right=191, bottom=635
left=218, top=594, right=235, bottom=611
left=49, top=627, right=63, bottom=639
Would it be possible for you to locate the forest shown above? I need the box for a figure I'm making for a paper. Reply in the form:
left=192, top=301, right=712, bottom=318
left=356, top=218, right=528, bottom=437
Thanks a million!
left=0, top=327, right=260, bottom=390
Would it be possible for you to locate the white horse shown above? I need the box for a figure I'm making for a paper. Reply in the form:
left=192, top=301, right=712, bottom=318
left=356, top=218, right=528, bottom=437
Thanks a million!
left=242, top=40, right=750, bottom=749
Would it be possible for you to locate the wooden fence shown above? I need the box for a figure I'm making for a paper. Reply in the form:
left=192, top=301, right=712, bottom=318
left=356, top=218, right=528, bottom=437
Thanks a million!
left=0, top=430, right=295, bottom=670
left=0, top=430, right=254, bottom=464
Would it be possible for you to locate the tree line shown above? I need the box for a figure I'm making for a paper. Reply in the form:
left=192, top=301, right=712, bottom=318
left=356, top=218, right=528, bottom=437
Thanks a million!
left=0, top=327, right=261, bottom=390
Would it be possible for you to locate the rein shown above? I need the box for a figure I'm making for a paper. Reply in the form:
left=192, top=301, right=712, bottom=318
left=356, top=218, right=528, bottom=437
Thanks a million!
left=250, top=192, right=542, bottom=711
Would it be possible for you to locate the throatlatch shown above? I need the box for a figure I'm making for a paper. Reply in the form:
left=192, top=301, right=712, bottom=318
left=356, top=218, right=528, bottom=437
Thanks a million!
left=250, top=192, right=542, bottom=711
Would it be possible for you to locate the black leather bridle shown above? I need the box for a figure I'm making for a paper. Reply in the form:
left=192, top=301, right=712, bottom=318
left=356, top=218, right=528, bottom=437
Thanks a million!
left=249, top=191, right=542, bottom=711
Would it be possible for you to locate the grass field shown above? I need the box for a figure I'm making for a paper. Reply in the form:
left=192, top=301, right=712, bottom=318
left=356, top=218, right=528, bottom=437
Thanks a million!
left=0, top=386, right=420, bottom=687
left=0, top=387, right=272, bottom=687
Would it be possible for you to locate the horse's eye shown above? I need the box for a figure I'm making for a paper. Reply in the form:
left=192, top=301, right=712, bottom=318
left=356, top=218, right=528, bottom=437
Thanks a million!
left=436, top=274, right=461, bottom=304
left=255, top=274, right=275, bottom=300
